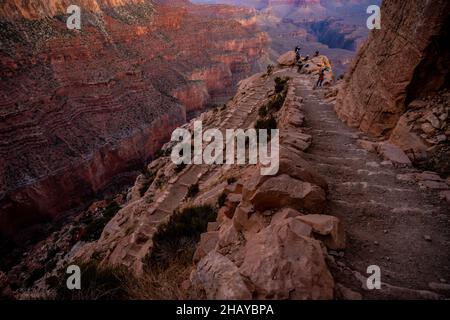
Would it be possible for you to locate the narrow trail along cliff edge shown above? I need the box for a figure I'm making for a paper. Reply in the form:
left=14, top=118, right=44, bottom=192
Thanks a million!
left=296, top=74, right=450, bottom=299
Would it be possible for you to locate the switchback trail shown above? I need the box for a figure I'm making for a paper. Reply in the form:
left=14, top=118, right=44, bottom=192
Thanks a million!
left=293, top=74, right=450, bottom=299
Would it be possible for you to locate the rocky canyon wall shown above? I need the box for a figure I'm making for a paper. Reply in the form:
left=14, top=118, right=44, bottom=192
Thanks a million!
left=0, top=0, right=269, bottom=234
left=335, top=0, right=450, bottom=171
left=335, top=0, right=450, bottom=136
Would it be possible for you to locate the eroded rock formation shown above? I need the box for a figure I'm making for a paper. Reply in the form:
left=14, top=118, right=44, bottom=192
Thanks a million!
left=0, top=0, right=269, bottom=233
left=58, top=57, right=343, bottom=299
left=335, top=0, right=450, bottom=170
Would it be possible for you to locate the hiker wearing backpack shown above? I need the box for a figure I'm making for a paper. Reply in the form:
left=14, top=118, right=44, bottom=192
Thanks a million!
left=316, top=68, right=325, bottom=88
left=295, top=45, right=301, bottom=61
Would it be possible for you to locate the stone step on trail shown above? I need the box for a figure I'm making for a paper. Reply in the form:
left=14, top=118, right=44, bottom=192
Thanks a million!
left=292, top=74, right=450, bottom=298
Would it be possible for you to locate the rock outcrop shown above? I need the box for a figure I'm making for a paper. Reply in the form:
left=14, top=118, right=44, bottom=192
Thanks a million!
left=335, top=0, right=450, bottom=170
left=46, top=55, right=342, bottom=299
left=0, top=0, right=269, bottom=234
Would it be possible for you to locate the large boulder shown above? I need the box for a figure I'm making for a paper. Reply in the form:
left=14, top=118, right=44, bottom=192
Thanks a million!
left=296, top=214, right=346, bottom=250
left=277, top=51, right=297, bottom=66
left=279, top=145, right=328, bottom=190
left=250, top=174, right=326, bottom=214
left=193, top=231, right=219, bottom=263
left=280, top=130, right=312, bottom=152
left=190, top=251, right=252, bottom=300
left=238, top=217, right=334, bottom=299
left=271, top=208, right=303, bottom=225
left=377, top=142, right=412, bottom=167
left=388, top=112, right=429, bottom=161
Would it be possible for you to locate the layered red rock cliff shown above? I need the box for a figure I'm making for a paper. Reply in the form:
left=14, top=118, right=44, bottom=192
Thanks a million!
left=0, top=0, right=269, bottom=234
left=335, top=0, right=450, bottom=170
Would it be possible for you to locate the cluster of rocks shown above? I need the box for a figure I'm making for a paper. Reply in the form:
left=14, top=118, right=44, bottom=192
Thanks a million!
left=356, top=138, right=450, bottom=204
left=276, top=51, right=334, bottom=86
left=333, top=0, right=449, bottom=180
left=1, top=54, right=344, bottom=300
left=189, top=68, right=345, bottom=299
left=396, top=172, right=450, bottom=205
left=353, top=90, right=450, bottom=202
left=389, top=91, right=450, bottom=172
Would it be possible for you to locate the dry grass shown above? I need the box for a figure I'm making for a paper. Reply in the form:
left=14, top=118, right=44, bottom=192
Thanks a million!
left=53, top=205, right=216, bottom=300
left=126, top=263, right=192, bottom=300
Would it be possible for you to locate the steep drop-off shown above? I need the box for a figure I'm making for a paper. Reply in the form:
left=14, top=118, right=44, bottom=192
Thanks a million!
left=0, top=0, right=269, bottom=234
left=6, top=52, right=449, bottom=300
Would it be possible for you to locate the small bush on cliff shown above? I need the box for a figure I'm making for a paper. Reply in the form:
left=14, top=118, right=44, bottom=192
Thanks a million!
left=255, top=115, right=277, bottom=131
left=154, top=146, right=172, bottom=159
left=81, top=201, right=120, bottom=242
left=274, top=76, right=289, bottom=94
left=227, top=176, right=237, bottom=184
left=146, top=205, right=217, bottom=269
left=174, top=163, right=186, bottom=173
left=53, top=261, right=131, bottom=300
left=267, top=92, right=286, bottom=113
left=266, top=64, right=274, bottom=76
left=253, top=76, right=287, bottom=137
left=139, top=167, right=156, bottom=196
left=218, top=192, right=227, bottom=207
left=187, top=183, right=199, bottom=198
left=154, top=174, right=168, bottom=189
left=258, top=105, right=268, bottom=117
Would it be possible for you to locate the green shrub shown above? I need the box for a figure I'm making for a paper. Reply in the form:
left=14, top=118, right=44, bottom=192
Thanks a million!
left=267, top=93, right=285, bottom=112
left=147, top=205, right=217, bottom=268
left=187, top=183, right=199, bottom=198
left=141, top=166, right=154, bottom=179
left=53, top=261, right=132, bottom=300
left=218, top=192, right=227, bottom=207
left=153, top=146, right=172, bottom=159
left=227, top=177, right=237, bottom=184
left=274, top=76, right=289, bottom=94
left=139, top=180, right=152, bottom=197
left=139, top=168, right=155, bottom=196
left=154, top=174, right=168, bottom=189
left=81, top=202, right=120, bottom=242
left=174, top=163, right=186, bottom=173
left=258, top=105, right=268, bottom=117
left=255, top=115, right=277, bottom=131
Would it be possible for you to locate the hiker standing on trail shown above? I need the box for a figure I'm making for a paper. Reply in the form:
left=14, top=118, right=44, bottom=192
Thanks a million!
left=316, top=68, right=325, bottom=88
left=295, top=45, right=301, bottom=61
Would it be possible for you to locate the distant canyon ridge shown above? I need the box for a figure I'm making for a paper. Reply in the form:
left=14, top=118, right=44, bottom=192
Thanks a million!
left=192, top=0, right=382, bottom=75
left=0, top=0, right=373, bottom=234
left=0, top=0, right=270, bottom=234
